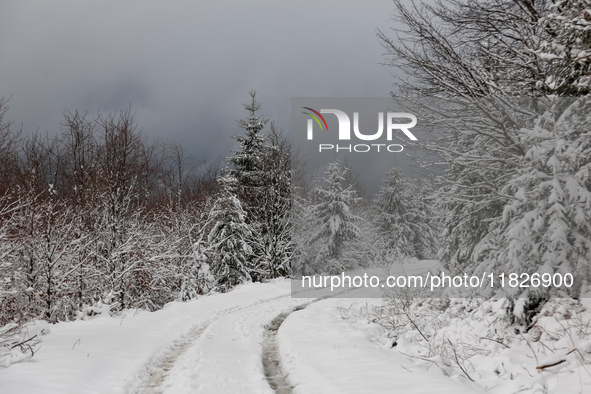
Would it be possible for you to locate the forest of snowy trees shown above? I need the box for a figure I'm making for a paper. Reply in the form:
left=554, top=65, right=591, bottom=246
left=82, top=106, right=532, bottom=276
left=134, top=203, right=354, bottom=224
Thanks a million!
left=1, top=0, right=590, bottom=367
left=291, top=160, right=439, bottom=277
left=376, top=0, right=591, bottom=298
left=294, top=0, right=591, bottom=300
left=0, top=91, right=292, bottom=331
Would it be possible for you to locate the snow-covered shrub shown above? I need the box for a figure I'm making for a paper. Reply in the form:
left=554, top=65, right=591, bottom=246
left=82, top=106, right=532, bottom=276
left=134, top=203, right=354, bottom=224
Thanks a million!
left=0, top=321, right=48, bottom=368
left=348, top=296, right=591, bottom=393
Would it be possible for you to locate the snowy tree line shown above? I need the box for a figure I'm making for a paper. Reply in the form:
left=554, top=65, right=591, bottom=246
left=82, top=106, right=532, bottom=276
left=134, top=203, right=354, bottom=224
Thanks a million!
left=292, top=159, right=438, bottom=277
left=0, top=92, right=291, bottom=327
left=293, top=0, right=591, bottom=299
left=2, top=0, right=589, bottom=342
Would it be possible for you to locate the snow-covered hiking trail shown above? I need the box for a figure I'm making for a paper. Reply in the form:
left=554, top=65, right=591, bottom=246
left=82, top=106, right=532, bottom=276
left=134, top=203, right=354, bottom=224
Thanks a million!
left=0, top=276, right=482, bottom=394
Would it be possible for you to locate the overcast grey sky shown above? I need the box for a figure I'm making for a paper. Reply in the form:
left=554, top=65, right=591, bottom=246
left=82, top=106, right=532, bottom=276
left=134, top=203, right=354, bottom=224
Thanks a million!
left=0, top=0, right=399, bottom=163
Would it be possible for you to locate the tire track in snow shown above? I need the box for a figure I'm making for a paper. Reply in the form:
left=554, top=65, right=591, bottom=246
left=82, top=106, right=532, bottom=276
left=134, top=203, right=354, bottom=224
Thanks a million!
left=262, top=303, right=310, bottom=394
left=137, top=319, right=213, bottom=394
left=133, top=293, right=290, bottom=394
left=263, top=287, right=360, bottom=393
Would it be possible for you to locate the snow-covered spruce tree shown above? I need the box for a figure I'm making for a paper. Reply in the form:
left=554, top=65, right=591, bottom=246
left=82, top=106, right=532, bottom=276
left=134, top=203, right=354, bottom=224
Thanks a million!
left=290, top=191, right=313, bottom=277
left=225, top=92, right=291, bottom=280
left=374, top=168, right=438, bottom=260
left=473, top=98, right=591, bottom=296
left=208, top=174, right=253, bottom=289
left=412, top=181, right=440, bottom=260
left=344, top=201, right=380, bottom=271
left=250, top=123, right=292, bottom=279
left=377, top=0, right=547, bottom=271
left=308, top=160, right=363, bottom=273
left=226, top=91, right=268, bottom=211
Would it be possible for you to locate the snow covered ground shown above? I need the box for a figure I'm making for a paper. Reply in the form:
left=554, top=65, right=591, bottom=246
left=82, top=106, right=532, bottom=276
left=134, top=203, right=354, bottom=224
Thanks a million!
left=0, top=281, right=293, bottom=394
left=280, top=290, right=481, bottom=394
left=1, top=271, right=590, bottom=393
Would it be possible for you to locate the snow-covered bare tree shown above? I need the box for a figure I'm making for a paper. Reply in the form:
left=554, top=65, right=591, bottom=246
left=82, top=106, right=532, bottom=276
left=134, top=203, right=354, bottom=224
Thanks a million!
left=538, top=0, right=591, bottom=95
left=0, top=194, right=26, bottom=326
left=59, top=109, right=98, bottom=208
left=0, top=100, right=227, bottom=328
left=90, top=110, right=155, bottom=309
left=25, top=200, right=82, bottom=322
left=0, top=97, right=20, bottom=196
left=377, top=0, right=546, bottom=271
left=156, top=202, right=215, bottom=301
left=378, top=0, right=554, bottom=97
left=91, top=181, right=147, bottom=310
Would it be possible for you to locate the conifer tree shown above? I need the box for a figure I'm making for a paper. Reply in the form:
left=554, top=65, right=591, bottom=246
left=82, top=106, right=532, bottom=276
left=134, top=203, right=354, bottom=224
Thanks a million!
left=309, top=160, right=362, bottom=272
left=226, top=91, right=268, bottom=212
left=252, top=123, right=292, bottom=279
left=225, top=92, right=291, bottom=280
left=374, top=168, right=438, bottom=260
left=208, top=175, right=253, bottom=288
left=472, top=98, right=591, bottom=295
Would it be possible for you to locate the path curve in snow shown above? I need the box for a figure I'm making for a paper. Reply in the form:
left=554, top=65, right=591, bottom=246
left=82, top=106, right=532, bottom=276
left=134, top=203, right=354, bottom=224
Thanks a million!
left=145, top=295, right=306, bottom=394
left=135, top=293, right=293, bottom=394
